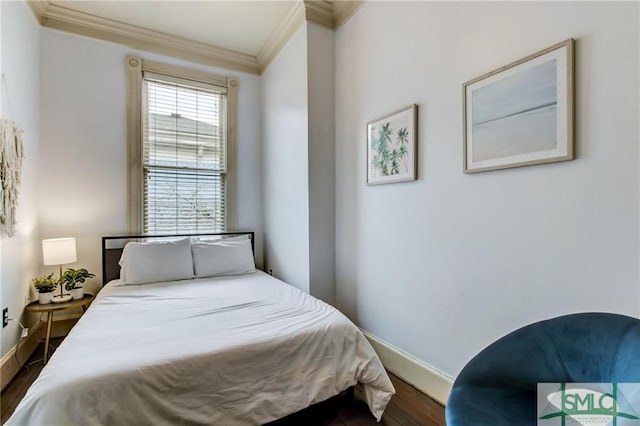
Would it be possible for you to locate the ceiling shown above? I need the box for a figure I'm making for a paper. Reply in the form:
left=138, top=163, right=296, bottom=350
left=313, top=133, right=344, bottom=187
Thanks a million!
left=51, top=1, right=297, bottom=56
left=30, top=1, right=362, bottom=74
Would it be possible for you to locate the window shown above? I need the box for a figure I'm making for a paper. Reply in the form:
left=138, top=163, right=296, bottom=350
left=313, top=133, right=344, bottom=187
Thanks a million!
left=127, top=57, right=238, bottom=234
left=143, top=77, right=226, bottom=233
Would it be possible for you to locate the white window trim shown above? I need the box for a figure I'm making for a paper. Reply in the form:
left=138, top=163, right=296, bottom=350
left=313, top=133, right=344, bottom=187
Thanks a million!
left=126, top=56, right=238, bottom=233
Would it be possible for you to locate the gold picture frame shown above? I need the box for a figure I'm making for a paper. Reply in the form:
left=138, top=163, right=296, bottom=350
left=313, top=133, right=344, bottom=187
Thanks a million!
left=463, top=39, right=575, bottom=173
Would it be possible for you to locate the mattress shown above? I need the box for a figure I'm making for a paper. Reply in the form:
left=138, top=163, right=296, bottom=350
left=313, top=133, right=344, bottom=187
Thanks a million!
left=7, top=271, right=394, bottom=425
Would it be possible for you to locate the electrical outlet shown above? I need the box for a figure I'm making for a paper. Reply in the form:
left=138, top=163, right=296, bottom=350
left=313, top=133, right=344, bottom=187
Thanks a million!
left=2, top=308, right=8, bottom=328
left=268, top=269, right=273, bottom=276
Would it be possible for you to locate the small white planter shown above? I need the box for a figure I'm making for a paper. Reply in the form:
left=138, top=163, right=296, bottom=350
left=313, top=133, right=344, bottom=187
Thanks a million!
left=70, top=287, right=84, bottom=300
left=38, top=291, right=54, bottom=305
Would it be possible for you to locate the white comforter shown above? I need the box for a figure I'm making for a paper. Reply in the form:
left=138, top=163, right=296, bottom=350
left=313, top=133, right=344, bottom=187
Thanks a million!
left=8, top=271, right=394, bottom=425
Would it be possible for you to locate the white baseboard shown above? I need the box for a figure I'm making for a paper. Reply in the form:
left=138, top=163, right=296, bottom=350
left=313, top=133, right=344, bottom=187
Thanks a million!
left=1, top=314, right=81, bottom=391
left=361, top=329, right=453, bottom=406
left=1, top=322, right=42, bottom=391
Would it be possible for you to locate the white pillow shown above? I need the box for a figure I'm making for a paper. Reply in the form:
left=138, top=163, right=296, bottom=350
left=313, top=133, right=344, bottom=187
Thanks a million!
left=119, top=238, right=194, bottom=285
left=192, top=234, right=250, bottom=243
left=192, top=239, right=255, bottom=278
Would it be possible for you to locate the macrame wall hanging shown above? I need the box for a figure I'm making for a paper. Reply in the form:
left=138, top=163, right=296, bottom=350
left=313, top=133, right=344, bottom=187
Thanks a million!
left=0, top=118, right=24, bottom=237
left=1, top=71, right=25, bottom=238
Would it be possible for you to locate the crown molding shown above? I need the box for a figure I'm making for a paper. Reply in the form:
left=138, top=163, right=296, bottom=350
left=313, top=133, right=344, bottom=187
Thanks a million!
left=259, top=0, right=365, bottom=73
left=26, top=0, right=49, bottom=24
left=26, top=0, right=366, bottom=76
left=332, top=1, right=365, bottom=30
left=257, top=1, right=307, bottom=74
left=38, top=2, right=260, bottom=75
left=304, top=0, right=335, bottom=29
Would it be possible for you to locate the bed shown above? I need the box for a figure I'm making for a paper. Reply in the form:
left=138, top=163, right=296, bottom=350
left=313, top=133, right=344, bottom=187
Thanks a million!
left=7, top=233, right=394, bottom=425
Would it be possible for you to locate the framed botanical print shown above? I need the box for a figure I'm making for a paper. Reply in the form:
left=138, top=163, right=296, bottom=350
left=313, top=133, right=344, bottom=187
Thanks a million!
left=367, top=104, right=417, bottom=185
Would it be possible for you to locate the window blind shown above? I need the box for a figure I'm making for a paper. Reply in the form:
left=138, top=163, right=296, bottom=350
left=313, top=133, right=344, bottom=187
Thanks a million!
left=142, top=75, right=227, bottom=234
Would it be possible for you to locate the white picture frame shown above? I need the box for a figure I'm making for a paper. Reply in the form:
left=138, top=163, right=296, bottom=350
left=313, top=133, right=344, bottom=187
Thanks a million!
left=366, top=104, right=418, bottom=185
left=463, top=39, right=575, bottom=173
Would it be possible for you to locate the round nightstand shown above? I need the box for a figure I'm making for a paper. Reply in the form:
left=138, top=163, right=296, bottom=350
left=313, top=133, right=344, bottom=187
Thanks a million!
left=25, top=294, right=94, bottom=364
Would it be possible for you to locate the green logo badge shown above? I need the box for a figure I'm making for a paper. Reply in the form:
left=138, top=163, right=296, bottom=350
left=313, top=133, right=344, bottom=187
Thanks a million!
left=538, top=383, right=640, bottom=426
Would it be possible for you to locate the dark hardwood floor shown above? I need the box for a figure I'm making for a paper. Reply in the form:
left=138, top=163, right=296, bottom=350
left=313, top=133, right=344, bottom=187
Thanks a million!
left=1, top=341, right=445, bottom=425
left=1, top=338, right=65, bottom=424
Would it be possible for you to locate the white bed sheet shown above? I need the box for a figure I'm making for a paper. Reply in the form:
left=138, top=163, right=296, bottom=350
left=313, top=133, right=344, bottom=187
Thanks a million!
left=7, top=271, right=394, bottom=425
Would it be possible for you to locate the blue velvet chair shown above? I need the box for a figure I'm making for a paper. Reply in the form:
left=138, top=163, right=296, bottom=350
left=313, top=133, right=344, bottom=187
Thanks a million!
left=446, top=312, right=640, bottom=425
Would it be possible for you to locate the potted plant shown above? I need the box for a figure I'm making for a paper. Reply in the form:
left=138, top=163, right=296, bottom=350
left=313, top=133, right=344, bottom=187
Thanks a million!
left=33, top=273, right=59, bottom=304
left=61, top=268, right=95, bottom=300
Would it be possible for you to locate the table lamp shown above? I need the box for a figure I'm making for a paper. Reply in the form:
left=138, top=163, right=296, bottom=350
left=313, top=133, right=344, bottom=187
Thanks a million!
left=42, top=237, right=77, bottom=303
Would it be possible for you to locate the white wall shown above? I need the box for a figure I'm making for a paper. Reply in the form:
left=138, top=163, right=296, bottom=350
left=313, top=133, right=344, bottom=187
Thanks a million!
left=38, top=28, right=264, bottom=293
left=261, top=25, right=311, bottom=292
left=335, top=1, right=640, bottom=378
left=261, top=23, right=337, bottom=304
left=0, top=0, right=40, bottom=358
left=307, top=23, right=336, bottom=304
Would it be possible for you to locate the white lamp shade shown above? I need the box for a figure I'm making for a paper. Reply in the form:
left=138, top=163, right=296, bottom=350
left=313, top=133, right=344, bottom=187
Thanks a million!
left=42, top=238, right=77, bottom=266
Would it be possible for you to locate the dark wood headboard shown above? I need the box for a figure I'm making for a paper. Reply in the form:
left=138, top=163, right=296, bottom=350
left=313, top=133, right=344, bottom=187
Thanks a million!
left=101, top=232, right=255, bottom=286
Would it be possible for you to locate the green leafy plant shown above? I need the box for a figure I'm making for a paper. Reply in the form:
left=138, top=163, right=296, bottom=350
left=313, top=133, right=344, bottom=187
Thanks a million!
left=371, top=123, right=410, bottom=177
left=397, top=127, right=409, bottom=171
left=61, top=268, right=95, bottom=291
left=32, top=273, right=59, bottom=293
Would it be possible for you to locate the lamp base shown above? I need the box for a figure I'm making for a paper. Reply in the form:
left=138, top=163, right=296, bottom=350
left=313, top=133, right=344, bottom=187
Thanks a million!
left=52, top=295, right=72, bottom=303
